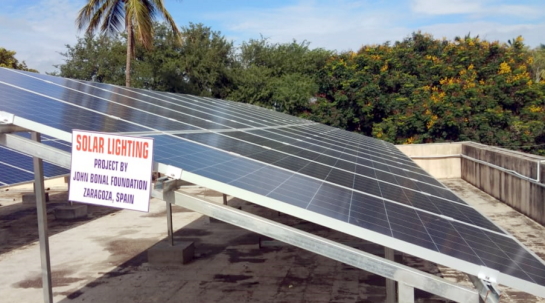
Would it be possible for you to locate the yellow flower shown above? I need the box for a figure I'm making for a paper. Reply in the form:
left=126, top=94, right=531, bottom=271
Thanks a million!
left=498, top=62, right=511, bottom=75
left=427, top=115, right=438, bottom=129
left=528, top=105, right=543, bottom=113
left=463, top=82, right=476, bottom=89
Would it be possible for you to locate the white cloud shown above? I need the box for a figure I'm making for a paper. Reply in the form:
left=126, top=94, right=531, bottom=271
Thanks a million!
left=2, top=0, right=544, bottom=74
left=1, top=0, right=82, bottom=73
left=209, top=1, right=409, bottom=52
left=417, top=21, right=545, bottom=47
left=411, top=0, right=482, bottom=15
left=411, top=0, right=544, bottom=19
left=207, top=0, right=544, bottom=51
left=491, top=5, right=543, bottom=19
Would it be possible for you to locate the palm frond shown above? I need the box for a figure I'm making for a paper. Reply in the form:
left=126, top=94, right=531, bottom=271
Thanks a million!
left=151, top=0, right=182, bottom=45
left=100, top=0, right=125, bottom=35
left=77, top=0, right=182, bottom=87
left=76, top=0, right=113, bottom=33
left=126, top=0, right=154, bottom=49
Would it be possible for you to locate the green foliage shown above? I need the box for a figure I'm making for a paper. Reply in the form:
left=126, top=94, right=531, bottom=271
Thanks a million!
left=310, top=33, right=545, bottom=155
left=0, top=48, right=38, bottom=72
left=529, top=45, right=545, bottom=83
left=228, top=38, right=331, bottom=115
left=56, top=23, right=235, bottom=98
left=53, top=26, right=545, bottom=155
left=52, top=35, right=126, bottom=84
left=76, top=0, right=181, bottom=87
left=175, top=23, right=236, bottom=98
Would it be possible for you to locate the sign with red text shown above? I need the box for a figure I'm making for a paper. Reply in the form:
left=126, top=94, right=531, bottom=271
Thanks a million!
left=68, top=130, right=154, bottom=212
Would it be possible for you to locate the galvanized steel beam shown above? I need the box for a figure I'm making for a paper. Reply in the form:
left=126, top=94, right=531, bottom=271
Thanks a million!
left=152, top=188, right=479, bottom=303
left=32, top=132, right=53, bottom=303
left=0, top=133, right=71, bottom=169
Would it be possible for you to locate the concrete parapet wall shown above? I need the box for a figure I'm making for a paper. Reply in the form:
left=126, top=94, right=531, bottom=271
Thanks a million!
left=461, top=142, right=545, bottom=225
left=396, top=142, right=462, bottom=179
left=397, top=141, right=545, bottom=225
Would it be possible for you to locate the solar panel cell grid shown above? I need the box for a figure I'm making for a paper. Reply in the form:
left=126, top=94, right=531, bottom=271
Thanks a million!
left=0, top=145, right=69, bottom=185
left=0, top=84, right=150, bottom=133
left=1, top=68, right=544, bottom=295
left=0, top=161, right=34, bottom=185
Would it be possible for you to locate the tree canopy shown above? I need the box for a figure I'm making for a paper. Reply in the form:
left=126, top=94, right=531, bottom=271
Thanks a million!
left=228, top=38, right=331, bottom=115
left=53, top=26, right=545, bottom=155
left=76, top=0, right=181, bottom=87
left=310, top=33, right=545, bottom=154
left=0, top=48, right=38, bottom=72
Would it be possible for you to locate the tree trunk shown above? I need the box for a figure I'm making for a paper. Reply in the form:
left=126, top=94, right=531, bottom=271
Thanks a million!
left=125, top=18, right=132, bottom=87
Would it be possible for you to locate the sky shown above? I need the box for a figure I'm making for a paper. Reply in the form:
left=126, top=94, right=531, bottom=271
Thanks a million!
left=1, top=0, right=544, bottom=74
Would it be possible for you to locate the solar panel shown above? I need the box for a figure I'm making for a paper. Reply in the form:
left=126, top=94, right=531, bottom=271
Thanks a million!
left=0, top=134, right=70, bottom=186
left=1, top=67, right=544, bottom=296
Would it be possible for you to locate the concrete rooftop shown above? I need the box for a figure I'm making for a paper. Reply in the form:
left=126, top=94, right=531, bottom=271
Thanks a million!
left=1, top=178, right=545, bottom=303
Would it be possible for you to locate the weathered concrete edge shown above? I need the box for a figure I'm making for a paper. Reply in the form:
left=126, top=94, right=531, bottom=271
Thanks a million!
left=461, top=142, right=545, bottom=225
left=396, top=141, right=545, bottom=226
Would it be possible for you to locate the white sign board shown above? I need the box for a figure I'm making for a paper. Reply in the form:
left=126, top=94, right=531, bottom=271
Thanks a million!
left=68, top=130, right=154, bottom=212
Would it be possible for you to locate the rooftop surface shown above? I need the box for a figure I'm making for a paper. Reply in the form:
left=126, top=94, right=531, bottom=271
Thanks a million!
left=0, top=178, right=544, bottom=303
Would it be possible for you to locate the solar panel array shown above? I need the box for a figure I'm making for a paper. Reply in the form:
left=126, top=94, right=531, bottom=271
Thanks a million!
left=1, top=67, right=544, bottom=295
left=0, top=133, right=70, bottom=186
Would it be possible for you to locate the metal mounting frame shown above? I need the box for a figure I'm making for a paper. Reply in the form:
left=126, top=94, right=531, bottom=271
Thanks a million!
left=0, top=115, right=507, bottom=303
left=0, top=133, right=71, bottom=169
left=152, top=185, right=481, bottom=303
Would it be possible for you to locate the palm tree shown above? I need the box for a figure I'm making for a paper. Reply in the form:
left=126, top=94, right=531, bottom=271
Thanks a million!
left=76, top=0, right=181, bottom=87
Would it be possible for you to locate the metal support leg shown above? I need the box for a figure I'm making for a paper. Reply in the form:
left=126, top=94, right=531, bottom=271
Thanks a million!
left=32, top=132, right=53, bottom=303
left=385, top=247, right=396, bottom=303
left=398, top=283, right=415, bottom=303
left=468, top=275, right=501, bottom=303
left=150, top=190, right=479, bottom=303
left=222, top=194, right=227, bottom=205
left=166, top=201, right=173, bottom=246
left=159, top=178, right=180, bottom=246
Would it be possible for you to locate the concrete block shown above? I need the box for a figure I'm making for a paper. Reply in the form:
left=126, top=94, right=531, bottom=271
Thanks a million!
left=22, top=193, right=49, bottom=204
left=54, top=204, right=88, bottom=220
left=148, top=241, right=194, bottom=265
left=205, top=216, right=223, bottom=224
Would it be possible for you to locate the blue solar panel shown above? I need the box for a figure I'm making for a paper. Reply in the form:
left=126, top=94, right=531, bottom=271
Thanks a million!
left=1, top=67, right=543, bottom=296
left=0, top=140, right=69, bottom=186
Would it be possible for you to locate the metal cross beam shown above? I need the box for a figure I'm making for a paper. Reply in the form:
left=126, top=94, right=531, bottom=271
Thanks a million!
left=152, top=186, right=480, bottom=303
left=0, top=133, right=71, bottom=169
